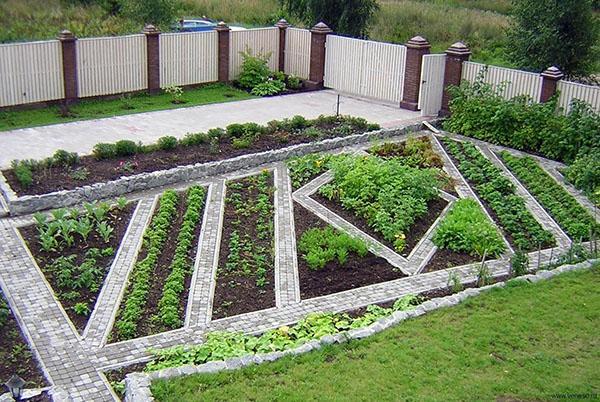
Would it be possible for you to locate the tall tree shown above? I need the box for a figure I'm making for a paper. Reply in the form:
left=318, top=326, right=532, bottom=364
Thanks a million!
left=506, top=0, right=599, bottom=77
left=280, top=0, right=379, bottom=38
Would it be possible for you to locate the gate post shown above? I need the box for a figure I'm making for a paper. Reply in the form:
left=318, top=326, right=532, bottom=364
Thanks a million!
left=216, top=22, right=231, bottom=83
left=400, top=36, right=431, bottom=111
left=58, top=30, right=79, bottom=105
left=440, top=42, right=471, bottom=116
left=306, top=22, right=333, bottom=90
left=539, top=66, right=564, bottom=103
left=143, top=24, right=161, bottom=94
left=275, top=19, right=290, bottom=73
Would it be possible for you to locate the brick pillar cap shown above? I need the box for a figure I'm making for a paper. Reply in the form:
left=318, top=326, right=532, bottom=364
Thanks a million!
left=541, top=66, right=564, bottom=81
left=406, top=35, right=431, bottom=49
left=58, top=30, right=76, bottom=41
left=143, top=24, right=160, bottom=35
left=446, top=41, right=471, bottom=57
left=215, top=21, right=231, bottom=32
left=311, top=22, right=333, bottom=34
left=276, top=19, right=290, bottom=29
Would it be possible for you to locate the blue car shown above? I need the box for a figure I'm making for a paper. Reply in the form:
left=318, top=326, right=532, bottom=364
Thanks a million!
left=171, top=18, right=247, bottom=33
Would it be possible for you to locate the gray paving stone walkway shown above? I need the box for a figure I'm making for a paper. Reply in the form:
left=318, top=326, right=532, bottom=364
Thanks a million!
left=0, top=129, right=597, bottom=401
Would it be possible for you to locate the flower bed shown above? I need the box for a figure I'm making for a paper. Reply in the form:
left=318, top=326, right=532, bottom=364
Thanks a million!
left=19, top=200, right=135, bottom=332
left=111, top=186, right=207, bottom=342
left=212, top=171, right=275, bottom=319
left=294, top=202, right=405, bottom=299
left=441, top=137, right=555, bottom=252
left=499, top=152, right=599, bottom=241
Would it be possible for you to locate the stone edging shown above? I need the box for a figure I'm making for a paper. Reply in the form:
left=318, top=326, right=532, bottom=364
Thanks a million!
left=123, top=259, right=598, bottom=402
left=0, top=121, right=430, bottom=216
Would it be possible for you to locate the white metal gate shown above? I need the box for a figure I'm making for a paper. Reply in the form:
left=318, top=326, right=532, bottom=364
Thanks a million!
left=324, top=35, right=406, bottom=103
left=419, top=54, right=446, bottom=116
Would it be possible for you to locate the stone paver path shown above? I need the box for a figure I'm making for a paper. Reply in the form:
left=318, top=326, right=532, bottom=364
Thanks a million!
left=0, top=90, right=419, bottom=167
left=0, top=129, right=595, bottom=401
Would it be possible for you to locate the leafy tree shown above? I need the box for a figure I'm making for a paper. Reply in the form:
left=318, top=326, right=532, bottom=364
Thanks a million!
left=280, top=0, right=379, bottom=38
left=120, top=0, right=178, bottom=26
left=506, top=0, right=599, bottom=77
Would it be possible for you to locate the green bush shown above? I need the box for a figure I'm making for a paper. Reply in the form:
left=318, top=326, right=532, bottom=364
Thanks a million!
left=250, top=79, right=285, bottom=96
left=157, top=136, right=178, bottom=151
left=179, top=132, right=209, bottom=147
left=287, top=74, right=302, bottom=90
left=11, top=160, right=33, bottom=188
left=238, top=51, right=271, bottom=90
left=115, top=139, right=138, bottom=156
left=564, top=149, right=600, bottom=203
left=93, top=143, right=117, bottom=160
left=433, top=198, right=506, bottom=258
left=270, top=70, right=286, bottom=82
left=298, top=226, right=368, bottom=270
left=52, top=149, right=79, bottom=167
left=231, top=137, right=253, bottom=149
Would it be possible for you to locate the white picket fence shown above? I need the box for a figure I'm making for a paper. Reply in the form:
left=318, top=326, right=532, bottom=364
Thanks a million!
left=557, top=80, right=600, bottom=113
left=462, top=61, right=542, bottom=101
left=324, top=35, right=406, bottom=103
left=77, top=35, right=147, bottom=97
left=229, top=28, right=279, bottom=79
left=284, top=28, right=311, bottom=80
left=0, top=40, right=64, bottom=107
left=160, top=31, right=218, bottom=87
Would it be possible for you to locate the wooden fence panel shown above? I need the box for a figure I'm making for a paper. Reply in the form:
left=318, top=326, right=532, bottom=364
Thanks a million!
left=160, top=31, right=218, bottom=87
left=229, top=28, right=279, bottom=79
left=462, top=61, right=542, bottom=101
left=557, top=80, right=600, bottom=113
left=77, top=35, right=147, bottom=97
left=284, top=28, right=310, bottom=80
left=0, top=40, right=64, bottom=107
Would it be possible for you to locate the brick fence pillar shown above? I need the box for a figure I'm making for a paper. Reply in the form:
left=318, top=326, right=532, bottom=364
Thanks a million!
left=58, top=30, right=78, bottom=104
left=540, top=66, right=564, bottom=103
left=275, top=19, right=290, bottom=72
left=216, top=22, right=231, bottom=83
left=143, top=24, right=161, bottom=94
left=306, top=22, right=333, bottom=90
left=441, top=42, right=471, bottom=115
left=400, top=36, right=431, bottom=111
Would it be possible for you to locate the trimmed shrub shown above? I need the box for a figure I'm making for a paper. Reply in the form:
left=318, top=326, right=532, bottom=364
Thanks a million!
left=52, top=149, right=79, bottom=167
left=115, top=140, right=138, bottom=156
left=93, top=143, right=117, bottom=160
left=157, top=136, right=178, bottom=151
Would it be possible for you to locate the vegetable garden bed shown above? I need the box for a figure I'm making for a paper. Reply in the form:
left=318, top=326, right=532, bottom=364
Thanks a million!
left=112, top=186, right=207, bottom=342
left=19, top=200, right=135, bottom=332
left=212, top=171, right=275, bottom=320
left=294, top=203, right=405, bottom=299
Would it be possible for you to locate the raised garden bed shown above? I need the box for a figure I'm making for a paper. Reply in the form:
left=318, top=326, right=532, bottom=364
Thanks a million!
left=0, top=291, right=48, bottom=389
left=19, top=200, right=136, bottom=332
left=212, top=171, right=275, bottom=319
left=111, top=186, right=207, bottom=342
left=294, top=202, right=405, bottom=299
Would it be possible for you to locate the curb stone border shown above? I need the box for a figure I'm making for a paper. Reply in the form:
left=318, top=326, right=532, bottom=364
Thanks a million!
left=123, top=259, right=598, bottom=402
left=0, top=121, right=435, bottom=216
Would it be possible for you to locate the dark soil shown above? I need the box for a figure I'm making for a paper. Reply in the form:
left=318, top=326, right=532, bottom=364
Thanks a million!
left=294, top=202, right=406, bottom=299
left=212, top=172, right=276, bottom=320
left=3, top=122, right=371, bottom=197
left=111, top=188, right=206, bottom=341
left=421, top=248, right=480, bottom=273
left=0, top=292, right=48, bottom=388
left=19, top=203, right=136, bottom=332
left=313, top=193, right=448, bottom=257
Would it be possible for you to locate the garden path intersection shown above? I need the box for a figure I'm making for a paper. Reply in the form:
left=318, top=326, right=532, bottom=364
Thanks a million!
left=0, top=129, right=597, bottom=401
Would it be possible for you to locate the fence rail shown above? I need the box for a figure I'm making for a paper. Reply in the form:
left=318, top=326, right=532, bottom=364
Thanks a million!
left=284, top=28, right=311, bottom=80
left=0, top=40, right=64, bottom=107
left=229, top=28, right=279, bottom=79
left=77, top=35, right=147, bottom=97
left=462, top=61, right=542, bottom=101
left=160, top=31, right=218, bottom=87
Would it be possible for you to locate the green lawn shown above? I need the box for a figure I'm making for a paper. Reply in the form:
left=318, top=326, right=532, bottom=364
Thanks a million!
left=151, top=265, right=600, bottom=401
left=0, top=83, right=254, bottom=132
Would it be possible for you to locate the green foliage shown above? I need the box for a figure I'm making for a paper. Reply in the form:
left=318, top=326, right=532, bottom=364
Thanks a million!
left=286, top=74, right=301, bottom=90
left=476, top=262, right=492, bottom=287
left=506, top=0, right=599, bottom=77
left=120, top=0, right=177, bottom=26
left=155, top=186, right=206, bottom=329
left=320, top=155, right=444, bottom=252
left=298, top=226, right=368, bottom=270
left=441, top=138, right=555, bottom=251
left=499, top=152, right=600, bottom=241
left=162, top=85, right=184, bottom=104
left=52, top=149, right=79, bottom=167
left=73, top=302, right=90, bottom=316
left=447, top=271, right=463, bottom=293
left=145, top=294, right=423, bottom=371
left=114, top=139, right=138, bottom=156
left=157, top=136, right=178, bottom=151
left=510, top=249, right=529, bottom=277
left=0, top=296, right=10, bottom=327
left=179, top=132, right=209, bottom=147
left=369, top=136, right=443, bottom=168
left=444, top=79, right=600, bottom=164
left=250, top=79, right=286, bottom=96
left=433, top=198, right=506, bottom=258
left=286, top=153, right=339, bottom=189
left=563, top=149, right=600, bottom=204
left=281, top=0, right=380, bottom=37
left=93, top=143, right=117, bottom=160
left=238, top=51, right=272, bottom=91
left=69, top=167, right=90, bottom=181
left=11, top=160, right=33, bottom=188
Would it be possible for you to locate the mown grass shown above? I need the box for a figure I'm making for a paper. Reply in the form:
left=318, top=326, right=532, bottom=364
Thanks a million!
left=0, top=84, right=253, bottom=132
left=151, top=265, right=600, bottom=402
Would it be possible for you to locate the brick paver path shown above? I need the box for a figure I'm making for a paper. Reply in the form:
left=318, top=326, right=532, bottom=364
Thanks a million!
left=0, top=130, right=594, bottom=401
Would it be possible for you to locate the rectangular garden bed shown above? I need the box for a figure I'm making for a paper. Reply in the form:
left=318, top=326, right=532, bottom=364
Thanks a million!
left=212, top=171, right=276, bottom=320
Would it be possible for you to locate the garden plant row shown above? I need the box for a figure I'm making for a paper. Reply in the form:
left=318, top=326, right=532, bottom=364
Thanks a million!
left=113, top=186, right=206, bottom=341
left=499, top=152, right=599, bottom=241
left=441, top=137, right=555, bottom=252
left=213, top=171, right=275, bottom=319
